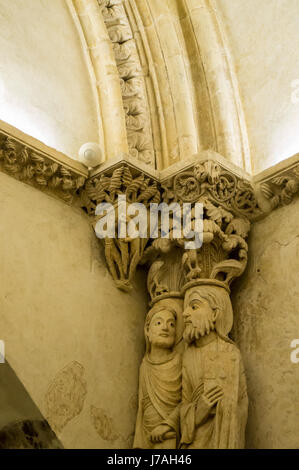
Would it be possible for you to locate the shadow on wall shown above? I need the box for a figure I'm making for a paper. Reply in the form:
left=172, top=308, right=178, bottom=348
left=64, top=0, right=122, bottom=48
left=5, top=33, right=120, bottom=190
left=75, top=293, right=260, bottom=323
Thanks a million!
left=0, top=361, right=62, bottom=449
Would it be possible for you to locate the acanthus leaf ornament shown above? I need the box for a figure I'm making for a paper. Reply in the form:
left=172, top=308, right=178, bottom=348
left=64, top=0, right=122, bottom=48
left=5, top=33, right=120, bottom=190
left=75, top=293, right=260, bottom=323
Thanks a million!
left=97, top=0, right=155, bottom=167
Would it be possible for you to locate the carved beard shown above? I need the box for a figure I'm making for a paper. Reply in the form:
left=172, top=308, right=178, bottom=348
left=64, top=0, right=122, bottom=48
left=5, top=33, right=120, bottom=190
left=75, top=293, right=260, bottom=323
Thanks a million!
left=183, top=310, right=215, bottom=345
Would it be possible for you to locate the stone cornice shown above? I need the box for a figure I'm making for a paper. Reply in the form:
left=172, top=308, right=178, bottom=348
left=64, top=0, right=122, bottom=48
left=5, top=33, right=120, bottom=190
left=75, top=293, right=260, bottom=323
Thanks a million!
left=253, top=153, right=299, bottom=213
left=1, top=118, right=297, bottom=218
left=0, top=120, right=88, bottom=204
left=1, top=120, right=298, bottom=292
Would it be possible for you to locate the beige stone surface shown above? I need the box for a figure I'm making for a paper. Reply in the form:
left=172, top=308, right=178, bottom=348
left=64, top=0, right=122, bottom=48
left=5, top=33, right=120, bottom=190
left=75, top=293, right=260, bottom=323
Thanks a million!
left=123, top=0, right=249, bottom=170
left=180, top=284, right=248, bottom=449
left=218, top=0, right=299, bottom=173
left=0, top=0, right=98, bottom=159
left=231, top=197, right=299, bottom=448
left=69, top=0, right=129, bottom=162
left=0, top=171, right=147, bottom=449
left=134, top=305, right=182, bottom=449
left=0, top=0, right=298, bottom=451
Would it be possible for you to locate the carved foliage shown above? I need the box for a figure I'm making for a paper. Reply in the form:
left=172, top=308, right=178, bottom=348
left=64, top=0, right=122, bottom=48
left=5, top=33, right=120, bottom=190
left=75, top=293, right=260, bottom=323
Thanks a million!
left=143, top=199, right=250, bottom=304
left=81, top=164, right=160, bottom=291
left=162, top=160, right=261, bottom=220
left=97, top=0, right=155, bottom=166
left=81, top=164, right=160, bottom=216
left=0, top=135, right=86, bottom=203
left=259, top=164, right=299, bottom=209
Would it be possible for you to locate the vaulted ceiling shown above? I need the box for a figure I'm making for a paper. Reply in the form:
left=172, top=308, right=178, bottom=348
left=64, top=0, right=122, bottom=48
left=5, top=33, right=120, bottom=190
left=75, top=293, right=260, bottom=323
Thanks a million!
left=0, top=0, right=298, bottom=175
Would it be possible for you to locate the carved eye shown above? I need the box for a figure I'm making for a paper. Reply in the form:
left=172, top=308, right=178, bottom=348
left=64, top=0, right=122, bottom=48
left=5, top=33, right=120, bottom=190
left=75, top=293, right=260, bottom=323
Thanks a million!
left=170, top=322, right=175, bottom=328
left=192, top=301, right=201, bottom=310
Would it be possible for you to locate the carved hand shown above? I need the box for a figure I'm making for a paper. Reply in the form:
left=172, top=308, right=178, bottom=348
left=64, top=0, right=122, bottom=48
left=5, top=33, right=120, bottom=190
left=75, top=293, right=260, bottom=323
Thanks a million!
left=149, top=424, right=173, bottom=443
left=195, top=385, right=223, bottom=426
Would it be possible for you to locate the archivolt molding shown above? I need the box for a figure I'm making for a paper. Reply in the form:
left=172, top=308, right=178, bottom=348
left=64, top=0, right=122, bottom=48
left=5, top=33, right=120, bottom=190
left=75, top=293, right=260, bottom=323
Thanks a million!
left=186, top=0, right=251, bottom=172
left=69, top=0, right=251, bottom=172
left=67, top=0, right=129, bottom=161
left=97, top=0, right=156, bottom=167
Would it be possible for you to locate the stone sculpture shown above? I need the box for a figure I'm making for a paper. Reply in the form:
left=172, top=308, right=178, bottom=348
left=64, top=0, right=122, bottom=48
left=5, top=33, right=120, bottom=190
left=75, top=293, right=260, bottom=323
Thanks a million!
left=133, top=156, right=251, bottom=449
left=133, top=305, right=182, bottom=449
left=179, top=282, right=248, bottom=449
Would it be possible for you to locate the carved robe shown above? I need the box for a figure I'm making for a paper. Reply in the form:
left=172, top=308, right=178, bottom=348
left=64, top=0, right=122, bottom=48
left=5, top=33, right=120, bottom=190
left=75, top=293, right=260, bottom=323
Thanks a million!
left=133, top=352, right=182, bottom=449
left=180, top=336, right=248, bottom=449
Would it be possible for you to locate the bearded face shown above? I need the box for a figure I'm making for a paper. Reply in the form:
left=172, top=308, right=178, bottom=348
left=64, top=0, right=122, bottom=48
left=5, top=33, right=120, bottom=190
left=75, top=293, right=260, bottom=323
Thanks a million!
left=183, top=289, right=217, bottom=344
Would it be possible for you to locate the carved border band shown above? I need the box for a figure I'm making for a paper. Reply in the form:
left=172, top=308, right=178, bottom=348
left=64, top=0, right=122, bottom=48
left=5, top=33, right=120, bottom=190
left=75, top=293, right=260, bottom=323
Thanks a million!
left=254, top=154, right=299, bottom=212
left=0, top=123, right=87, bottom=204
left=97, top=0, right=155, bottom=167
left=1, top=117, right=298, bottom=292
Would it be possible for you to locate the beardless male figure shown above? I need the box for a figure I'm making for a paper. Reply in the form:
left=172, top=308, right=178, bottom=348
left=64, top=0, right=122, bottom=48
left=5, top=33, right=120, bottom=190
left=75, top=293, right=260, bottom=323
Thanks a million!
left=180, top=283, right=248, bottom=449
left=133, top=305, right=182, bottom=449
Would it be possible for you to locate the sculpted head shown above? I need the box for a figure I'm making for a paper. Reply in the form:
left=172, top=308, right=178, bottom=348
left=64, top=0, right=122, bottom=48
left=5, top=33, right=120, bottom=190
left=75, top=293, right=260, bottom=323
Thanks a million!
left=145, top=305, right=177, bottom=353
left=183, top=285, right=233, bottom=344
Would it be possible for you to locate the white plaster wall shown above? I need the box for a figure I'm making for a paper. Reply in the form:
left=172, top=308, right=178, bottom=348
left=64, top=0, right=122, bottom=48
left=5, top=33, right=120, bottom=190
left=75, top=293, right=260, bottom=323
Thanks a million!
left=0, top=0, right=98, bottom=160
left=0, top=171, right=147, bottom=449
left=218, top=0, right=299, bottom=174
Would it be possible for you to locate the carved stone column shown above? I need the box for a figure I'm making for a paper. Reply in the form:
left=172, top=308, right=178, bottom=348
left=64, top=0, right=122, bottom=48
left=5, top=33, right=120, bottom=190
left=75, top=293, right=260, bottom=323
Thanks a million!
left=79, top=149, right=263, bottom=448
left=131, top=152, right=262, bottom=449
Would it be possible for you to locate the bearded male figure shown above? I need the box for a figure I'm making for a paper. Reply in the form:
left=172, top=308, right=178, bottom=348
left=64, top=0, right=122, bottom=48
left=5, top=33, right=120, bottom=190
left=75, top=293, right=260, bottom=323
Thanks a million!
left=180, top=283, right=248, bottom=449
left=133, top=305, right=182, bottom=449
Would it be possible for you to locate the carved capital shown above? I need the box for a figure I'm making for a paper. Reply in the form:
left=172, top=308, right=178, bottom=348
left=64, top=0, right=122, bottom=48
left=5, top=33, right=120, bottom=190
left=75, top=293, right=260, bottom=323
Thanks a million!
left=81, top=152, right=257, bottom=294
left=80, top=155, right=160, bottom=291
left=161, top=157, right=261, bottom=221
left=142, top=154, right=255, bottom=305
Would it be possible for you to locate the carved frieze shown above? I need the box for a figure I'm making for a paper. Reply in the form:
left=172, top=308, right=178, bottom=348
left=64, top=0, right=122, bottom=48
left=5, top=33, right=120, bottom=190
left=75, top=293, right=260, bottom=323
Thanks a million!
left=0, top=132, right=86, bottom=203
left=161, top=160, right=262, bottom=221
left=257, top=162, right=299, bottom=211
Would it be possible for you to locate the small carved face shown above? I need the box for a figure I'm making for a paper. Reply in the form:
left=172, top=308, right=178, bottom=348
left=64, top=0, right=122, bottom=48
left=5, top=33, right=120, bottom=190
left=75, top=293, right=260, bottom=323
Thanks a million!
left=183, top=289, right=217, bottom=341
left=147, top=310, right=176, bottom=349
